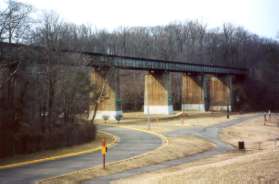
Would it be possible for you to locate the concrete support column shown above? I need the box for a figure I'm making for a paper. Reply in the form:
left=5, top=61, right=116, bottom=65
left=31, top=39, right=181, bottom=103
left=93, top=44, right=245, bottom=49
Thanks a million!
left=181, top=73, right=205, bottom=111
left=208, top=75, right=232, bottom=111
left=144, top=71, right=173, bottom=114
left=89, top=67, right=123, bottom=120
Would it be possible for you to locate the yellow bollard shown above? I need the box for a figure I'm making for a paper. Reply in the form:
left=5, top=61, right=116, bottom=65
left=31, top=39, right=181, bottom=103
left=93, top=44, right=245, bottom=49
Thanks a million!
left=101, top=139, right=107, bottom=169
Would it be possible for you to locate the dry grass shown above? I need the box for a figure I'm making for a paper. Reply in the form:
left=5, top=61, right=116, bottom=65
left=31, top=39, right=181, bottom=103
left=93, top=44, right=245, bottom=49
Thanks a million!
left=98, top=112, right=246, bottom=134
left=0, top=132, right=113, bottom=167
left=112, top=114, right=279, bottom=184
left=97, top=111, right=238, bottom=123
left=220, top=114, right=279, bottom=150
left=113, top=150, right=279, bottom=184
left=39, top=136, right=214, bottom=184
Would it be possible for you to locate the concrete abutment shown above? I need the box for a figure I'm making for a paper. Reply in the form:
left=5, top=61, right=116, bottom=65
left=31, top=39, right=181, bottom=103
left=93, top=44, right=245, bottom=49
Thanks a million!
left=208, top=75, right=233, bottom=111
left=144, top=71, right=173, bottom=115
left=88, top=68, right=235, bottom=119
left=181, top=73, right=206, bottom=111
left=89, top=67, right=123, bottom=120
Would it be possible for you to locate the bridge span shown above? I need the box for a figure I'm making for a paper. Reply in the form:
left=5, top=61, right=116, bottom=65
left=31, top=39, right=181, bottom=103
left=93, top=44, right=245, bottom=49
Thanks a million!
left=80, top=51, right=247, bottom=120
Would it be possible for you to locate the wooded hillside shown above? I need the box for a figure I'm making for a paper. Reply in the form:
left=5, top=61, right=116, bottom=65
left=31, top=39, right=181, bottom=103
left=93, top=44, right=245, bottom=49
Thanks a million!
left=0, top=0, right=279, bottom=158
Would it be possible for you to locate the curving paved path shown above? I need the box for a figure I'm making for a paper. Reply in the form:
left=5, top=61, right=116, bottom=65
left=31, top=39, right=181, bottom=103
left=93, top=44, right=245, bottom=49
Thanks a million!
left=0, top=125, right=162, bottom=184
left=84, top=113, right=261, bottom=184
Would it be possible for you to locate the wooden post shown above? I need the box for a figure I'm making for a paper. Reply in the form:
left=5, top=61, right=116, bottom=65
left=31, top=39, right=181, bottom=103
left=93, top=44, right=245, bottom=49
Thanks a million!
left=258, top=142, right=262, bottom=150
left=268, top=110, right=271, bottom=122
left=264, top=113, right=267, bottom=125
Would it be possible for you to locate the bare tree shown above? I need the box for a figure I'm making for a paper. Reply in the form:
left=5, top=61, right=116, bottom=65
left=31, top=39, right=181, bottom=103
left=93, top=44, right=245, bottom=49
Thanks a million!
left=0, top=0, right=32, bottom=43
left=0, top=9, right=6, bottom=41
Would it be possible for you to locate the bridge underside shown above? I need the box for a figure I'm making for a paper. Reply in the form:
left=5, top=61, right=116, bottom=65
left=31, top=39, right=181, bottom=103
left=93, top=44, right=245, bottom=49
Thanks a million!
left=65, top=49, right=245, bottom=119
left=90, top=68, right=235, bottom=120
left=84, top=50, right=243, bottom=119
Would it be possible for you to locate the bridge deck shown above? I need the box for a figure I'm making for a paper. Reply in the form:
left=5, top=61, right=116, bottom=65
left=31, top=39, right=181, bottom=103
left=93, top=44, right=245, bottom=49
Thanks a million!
left=0, top=42, right=247, bottom=75
left=86, top=52, right=247, bottom=75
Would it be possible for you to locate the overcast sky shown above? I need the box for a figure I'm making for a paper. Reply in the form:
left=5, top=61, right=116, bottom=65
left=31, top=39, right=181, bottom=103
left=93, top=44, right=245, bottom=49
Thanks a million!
left=2, top=0, right=279, bottom=39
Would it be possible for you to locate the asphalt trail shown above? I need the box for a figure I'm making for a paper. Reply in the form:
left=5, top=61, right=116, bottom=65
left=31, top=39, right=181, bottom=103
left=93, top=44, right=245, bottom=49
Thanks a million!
left=0, top=125, right=162, bottom=184
left=85, top=114, right=261, bottom=184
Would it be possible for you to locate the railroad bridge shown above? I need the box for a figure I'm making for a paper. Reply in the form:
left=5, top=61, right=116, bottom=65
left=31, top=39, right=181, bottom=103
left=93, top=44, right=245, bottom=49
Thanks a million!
left=84, top=52, right=247, bottom=120
left=0, top=42, right=247, bottom=120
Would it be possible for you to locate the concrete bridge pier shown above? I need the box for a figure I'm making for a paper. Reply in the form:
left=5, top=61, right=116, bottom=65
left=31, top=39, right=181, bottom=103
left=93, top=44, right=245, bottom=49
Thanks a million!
left=181, top=73, right=206, bottom=111
left=144, top=71, right=173, bottom=114
left=89, top=67, right=123, bottom=120
left=208, top=75, right=232, bottom=111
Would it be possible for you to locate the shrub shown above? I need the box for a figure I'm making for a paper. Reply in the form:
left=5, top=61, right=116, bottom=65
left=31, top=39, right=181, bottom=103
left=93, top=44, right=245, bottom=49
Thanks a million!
left=0, top=122, right=96, bottom=158
left=115, top=114, right=123, bottom=124
left=102, top=115, right=109, bottom=123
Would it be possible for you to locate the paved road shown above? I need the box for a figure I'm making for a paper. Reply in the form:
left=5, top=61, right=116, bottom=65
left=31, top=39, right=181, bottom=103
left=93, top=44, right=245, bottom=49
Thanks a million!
left=85, top=114, right=261, bottom=184
left=0, top=126, right=162, bottom=184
